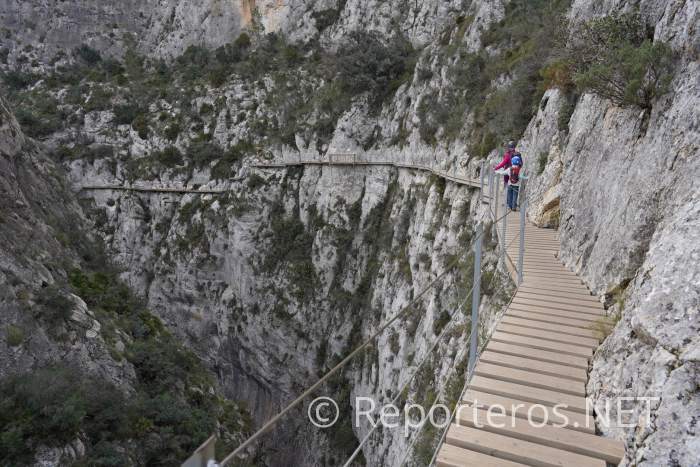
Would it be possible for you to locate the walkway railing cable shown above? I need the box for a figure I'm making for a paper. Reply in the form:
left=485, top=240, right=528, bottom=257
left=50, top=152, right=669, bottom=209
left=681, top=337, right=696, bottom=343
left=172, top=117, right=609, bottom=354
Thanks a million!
left=396, top=267, right=509, bottom=467
left=184, top=170, right=528, bottom=467
left=342, top=281, right=479, bottom=467
left=424, top=282, right=521, bottom=467
left=218, top=211, right=511, bottom=465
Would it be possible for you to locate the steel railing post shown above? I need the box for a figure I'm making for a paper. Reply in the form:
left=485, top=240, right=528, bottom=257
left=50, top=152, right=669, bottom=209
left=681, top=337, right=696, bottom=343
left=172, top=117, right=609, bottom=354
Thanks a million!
left=494, top=177, right=500, bottom=223
left=468, top=223, right=483, bottom=376
left=479, top=160, right=485, bottom=203
left=501, top=182, right=508, bottom=263
left=488, top=171, right=494, bottom=220
left=517, top=189, right=527, bottom=285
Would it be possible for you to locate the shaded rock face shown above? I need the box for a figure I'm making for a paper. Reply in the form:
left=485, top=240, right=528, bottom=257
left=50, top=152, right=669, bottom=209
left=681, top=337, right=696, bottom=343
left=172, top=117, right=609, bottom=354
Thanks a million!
left=0, top=97, right=135, bottom=389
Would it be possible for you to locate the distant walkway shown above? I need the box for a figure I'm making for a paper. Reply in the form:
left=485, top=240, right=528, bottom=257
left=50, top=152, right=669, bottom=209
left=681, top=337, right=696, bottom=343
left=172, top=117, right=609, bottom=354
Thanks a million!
left=78, top=154, right=483, bottom=194
left=250, top=153, right=483, bottom=188
left=79, top=184, right=225, bottom=194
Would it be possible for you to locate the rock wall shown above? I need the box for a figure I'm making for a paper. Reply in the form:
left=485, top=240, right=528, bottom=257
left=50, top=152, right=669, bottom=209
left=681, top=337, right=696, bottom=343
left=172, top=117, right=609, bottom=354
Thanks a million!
left=520, top=1, right=699, bottom=465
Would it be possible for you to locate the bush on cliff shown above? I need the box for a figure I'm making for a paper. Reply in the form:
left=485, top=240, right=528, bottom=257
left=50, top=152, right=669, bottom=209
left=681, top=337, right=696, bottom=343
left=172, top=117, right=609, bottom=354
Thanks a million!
left=547, top=14, right=674, bottom=109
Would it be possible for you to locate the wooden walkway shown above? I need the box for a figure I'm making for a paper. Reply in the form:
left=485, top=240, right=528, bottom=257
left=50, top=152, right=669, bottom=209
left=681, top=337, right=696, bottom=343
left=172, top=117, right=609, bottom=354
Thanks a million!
left=250, top=158, right=483, bottom=189
left=436, top=187, right=624, bottom=466
left=79, top=184, right=226, bottom=194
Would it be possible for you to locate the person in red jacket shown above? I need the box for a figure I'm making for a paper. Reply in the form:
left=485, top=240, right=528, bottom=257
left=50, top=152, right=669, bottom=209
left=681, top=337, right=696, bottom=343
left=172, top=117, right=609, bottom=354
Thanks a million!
left=494, top=141, right=516, bottom=187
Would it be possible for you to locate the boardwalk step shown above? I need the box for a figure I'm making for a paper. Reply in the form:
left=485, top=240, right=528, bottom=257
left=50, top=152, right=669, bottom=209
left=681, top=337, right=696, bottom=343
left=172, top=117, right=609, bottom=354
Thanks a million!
left=491, top=331, right=592, bottom=359
left=457, top=408, right=625, bottom=464
left=497, top=323, right=599, bottom=348
left=437, top=443, right=526, bottom=467
left=515, top=291, right=600, bottom=306
left=512, top=298, right=603, bottom=316
left=508, top=309, right=598, bottom=330
left=479, top=350, right=587, bottom=382
left=508, top=303, right=600, bottom=322
left=501, top=316, right=598, bottom=340
left=474, top=362, right=585, bottom=396
left=468, top=376, right=588, bottom=413
left=462, top=390, right=594, bottom=433
left=518, top=283, right=595, bottom=297
left=446, top=424, right=605, bottom=467
left=486, top=341, right=589, bottom=369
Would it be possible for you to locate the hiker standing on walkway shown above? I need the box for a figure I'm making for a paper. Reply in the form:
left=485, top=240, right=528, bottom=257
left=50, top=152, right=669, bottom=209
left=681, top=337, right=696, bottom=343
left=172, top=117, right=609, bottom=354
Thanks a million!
left=506, top=152, right=523, bottom=210
left=494, top=150, right=524, bottom=210
left=493, top=141, right=516, bottom=188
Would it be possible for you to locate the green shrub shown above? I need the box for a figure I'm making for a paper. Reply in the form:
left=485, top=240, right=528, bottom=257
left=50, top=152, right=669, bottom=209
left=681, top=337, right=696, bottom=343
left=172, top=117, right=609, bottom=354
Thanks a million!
left=112, top=103, right=141, bottom=125
left=13, top=93, right=65, bottom=138
left=246, top=173, right=266, bottom=190
left=557, top=91, right=578, bottom=131
left=152, top=146, right=183, bottom=167
left=74, top=44, right=102, bottom=65
left=189, top=141, right=222, bottom=167
left=68, top=269, right=136, bottom=316
left=5, top=325, right=24, bottom=346
left=311, top=3, right=345, bottom=32
left=335, top=31, right=417, bottom=110
left=53, top=144, right=114, bottom=162
left=210, top=142, right=251, bottom=180
left=35, top=286, right=74, bottom=324
left=565, top=14, right=674, bottom=109
left=164, top=123, right=181, bottom=140
left=83, top=86, right=113, bottom=111
left=131, top=114, right=149, bottom=139
left=2, top=70, right=39, bottom=90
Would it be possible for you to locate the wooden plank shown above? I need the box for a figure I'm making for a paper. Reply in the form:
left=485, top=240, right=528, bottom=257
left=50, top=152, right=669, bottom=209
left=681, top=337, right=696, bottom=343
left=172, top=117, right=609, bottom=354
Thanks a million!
left=512, top=298, right=603, bottom=316
left=521, top=275, right=583, bottom=284
left=507, top=309, right=597, bottom=329
left=501, top=316, right=598, bottom=340
left=457, top=408, right=625, bottom=464
left=469, top=376, right=588, bottom=413
left=520, top=278, right=585, bottom=287
left=516, top=291, right=600, bottom=306
left=497, top=323, right=599, bottom=348
left=462, top=391, right=594, bottom=433
left=491, top=332, right=592, bottom=358
left=518, top=283, right=595, bottom=297
left=513, top=295, right=601, bottom=312
left=485, top=341, right=589, bottom=369
left=522, top=267, right=578, bottom=277
left=520, top=272, right=584, bottom=282
left=445, top=425, right=605, bottom=467
left=479, top=350, right=588, bottom=382
left=508, top=303, right=600, bottom=321
left=437, top=443, right=527, bottom=467
left=474, top=362, right=585, bottom=396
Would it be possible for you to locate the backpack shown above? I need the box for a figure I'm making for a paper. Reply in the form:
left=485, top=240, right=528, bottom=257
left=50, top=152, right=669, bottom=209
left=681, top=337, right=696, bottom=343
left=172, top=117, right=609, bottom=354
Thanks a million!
left=510, top=165, right=521, bottom=184
left=511, top=153, right=523, bottom=167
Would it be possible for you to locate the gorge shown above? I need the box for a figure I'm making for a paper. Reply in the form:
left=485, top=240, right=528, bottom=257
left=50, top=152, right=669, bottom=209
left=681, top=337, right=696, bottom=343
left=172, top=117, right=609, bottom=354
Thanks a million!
left=0, top=0, right=698, bottom=466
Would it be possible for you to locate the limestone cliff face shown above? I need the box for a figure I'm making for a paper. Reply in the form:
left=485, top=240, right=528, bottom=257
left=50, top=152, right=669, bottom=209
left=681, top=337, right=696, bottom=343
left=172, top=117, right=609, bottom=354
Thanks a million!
left=70, top=153, right=511, bottom=465
left=520, top=1, right=699, bottom=465
left=1, top=0, right=476, bottom=65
